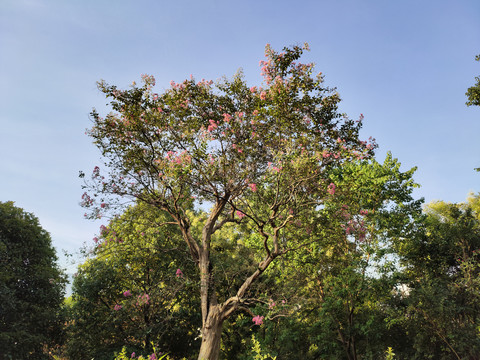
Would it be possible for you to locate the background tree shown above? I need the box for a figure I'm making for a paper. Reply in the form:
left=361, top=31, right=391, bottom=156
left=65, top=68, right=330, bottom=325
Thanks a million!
left=0, top=201, right=66, bottom=359
left=81, top=43, right=378, bottom=360
left=229, top=155, right=421, bottom=360
left=66, top=202, right=200, bottom=360
left=395, top=194, right=480, bottom=359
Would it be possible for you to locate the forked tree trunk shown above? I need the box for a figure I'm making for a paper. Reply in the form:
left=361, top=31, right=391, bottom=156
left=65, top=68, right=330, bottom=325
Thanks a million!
left=197, top=305, right=224, bottom=360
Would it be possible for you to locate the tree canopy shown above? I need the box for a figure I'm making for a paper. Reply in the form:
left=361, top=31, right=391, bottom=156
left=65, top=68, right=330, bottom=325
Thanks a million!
left=0, top=201, right=66, bottom=359
left=66, top=203, right=200, bottom=359
left=81, top=43, right=416, bottom=360
left=396, top=194, right=480, bottom=359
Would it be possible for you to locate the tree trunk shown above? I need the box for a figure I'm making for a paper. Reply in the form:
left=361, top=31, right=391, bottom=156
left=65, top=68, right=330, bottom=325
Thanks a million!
left=197, top=305, right=224, bottom=360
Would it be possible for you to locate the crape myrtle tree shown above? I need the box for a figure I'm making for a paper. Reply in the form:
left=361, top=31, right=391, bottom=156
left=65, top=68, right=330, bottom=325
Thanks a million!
left=81, top=44, right=377, bottom=360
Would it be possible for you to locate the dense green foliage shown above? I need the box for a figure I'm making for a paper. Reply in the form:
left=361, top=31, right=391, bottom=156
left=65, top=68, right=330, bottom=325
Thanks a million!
left=396, top=195, right=480, bottom=359
left=65, top=203, right=200, bottom=360
left=0, top=201, right=66, bottom=359
left=71, top=154, right=427, bottom=360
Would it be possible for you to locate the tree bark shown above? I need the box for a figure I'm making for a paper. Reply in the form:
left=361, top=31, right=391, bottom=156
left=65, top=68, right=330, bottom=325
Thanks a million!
left=197, top=305, right=224, bottom=360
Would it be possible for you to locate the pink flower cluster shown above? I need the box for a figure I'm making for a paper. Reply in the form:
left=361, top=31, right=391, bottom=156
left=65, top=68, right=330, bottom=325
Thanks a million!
left=322, top=151, right=340, bottom=159
left=165, top=150, right=192, bottom=165
left=80, top=192, right=94, bottom=207
left=259, top=53, right=274, bottom=84
left=252, top=315, right=264, bottom=325
left=176, top=268, right=183, bottom=278
left=207, top=119, right=218, bottom=132
left=141, top=74, right=156, bottom=87
left=268, top=299, right=276, bottom=309
left=236, top=210, right=246, bottom=219
left=342, top=218, right=367, bottom=242
left=223, top=113, right=232, bottom=123
left=267, top=162, right=282, bottom=173
left=327, top=183, right=336, bottom=195
left=92, top=166, right=101, bottom=177
left=136, top=293, right=150, bottom=306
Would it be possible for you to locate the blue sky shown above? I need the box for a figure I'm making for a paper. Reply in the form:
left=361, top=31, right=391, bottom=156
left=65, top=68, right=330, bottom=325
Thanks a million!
left=1, top=0, right=479, bottom=277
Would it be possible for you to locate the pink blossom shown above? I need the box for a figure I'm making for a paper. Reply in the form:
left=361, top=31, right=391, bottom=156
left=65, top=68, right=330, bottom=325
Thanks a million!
left=176, top=268, right=184, bottom=278
left=269, top=300, right=276, bottom=309
left=114, top=304, right=122, bottom=311
left=136, top=293, right=150, bottom=306
left=236, top=210, right=246, bottom=218
left=207, top=119, right=218, bottom=132
left=131, top=352, right=136, bottom=358
left=249, top=183, right=257, bottom=192
left=223, top=113, right=232, bottom=123
left=327, top=183, right=336, bottom=195
left=250, top=86, right=257, bottom=93
left=260, top=91, right=267, bottom=100
left=100, top=225, right=108, bottom=234
left=123, top=290, right=132, bottom=297
left=252, top=315, right=264, bottom=325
